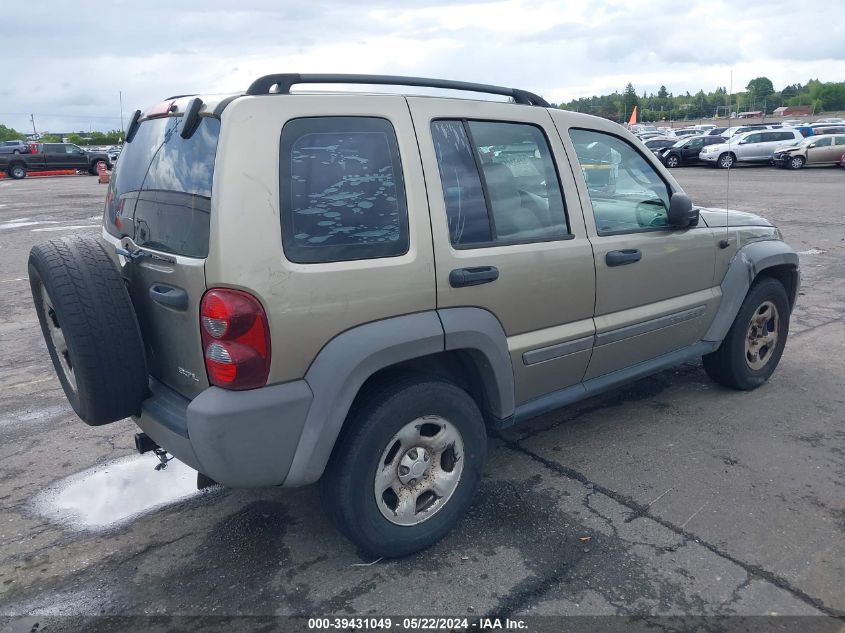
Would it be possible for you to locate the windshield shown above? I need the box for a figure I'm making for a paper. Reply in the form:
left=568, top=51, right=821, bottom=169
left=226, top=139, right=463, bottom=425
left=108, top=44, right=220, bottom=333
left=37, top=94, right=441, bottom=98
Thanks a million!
left=104, top=115, right=220, bottom=258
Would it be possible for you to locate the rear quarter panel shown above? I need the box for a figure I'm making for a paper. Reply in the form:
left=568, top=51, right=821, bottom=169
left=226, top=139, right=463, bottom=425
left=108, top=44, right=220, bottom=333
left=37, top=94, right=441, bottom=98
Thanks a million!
left=207, top=95, right=437, bottom=384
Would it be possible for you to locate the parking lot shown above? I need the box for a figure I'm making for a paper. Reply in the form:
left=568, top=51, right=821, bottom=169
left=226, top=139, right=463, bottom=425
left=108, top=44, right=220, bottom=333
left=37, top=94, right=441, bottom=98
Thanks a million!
left=0, top=168, right=843, bottom=629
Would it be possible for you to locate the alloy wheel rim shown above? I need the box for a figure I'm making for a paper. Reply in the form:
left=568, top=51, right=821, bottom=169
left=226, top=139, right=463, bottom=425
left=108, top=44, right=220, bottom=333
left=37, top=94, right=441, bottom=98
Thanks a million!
left=721, top=155, right=733, bottom=168
left=745, top=300, right=779, bottom=371
left=40, top=284, right=77, bottom=391
left=374, top=415, right=465, bottom=527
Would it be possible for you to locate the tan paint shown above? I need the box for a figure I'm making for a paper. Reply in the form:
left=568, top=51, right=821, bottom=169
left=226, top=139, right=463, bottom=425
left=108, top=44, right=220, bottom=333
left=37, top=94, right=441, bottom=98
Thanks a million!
left=407, top=97, right=597, bottom=398
left=207, top=95, right=437, bottom=383
left=548, top=109, right=721, bottom=379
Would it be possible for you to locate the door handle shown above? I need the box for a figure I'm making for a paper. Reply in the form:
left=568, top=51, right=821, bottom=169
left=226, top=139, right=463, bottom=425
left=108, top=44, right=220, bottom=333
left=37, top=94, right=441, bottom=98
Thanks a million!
left=606, top=249, right=642, bottom=267
left=449, top=266, right=499, bottom=288
left=149, top=284, right=188, bottom=310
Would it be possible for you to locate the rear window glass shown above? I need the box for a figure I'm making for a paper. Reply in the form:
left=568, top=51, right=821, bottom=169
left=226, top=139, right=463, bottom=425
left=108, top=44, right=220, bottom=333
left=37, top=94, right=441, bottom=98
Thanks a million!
left=105, top=115, right=220, bottom=258
left=279, top=117, right=409, bottom=264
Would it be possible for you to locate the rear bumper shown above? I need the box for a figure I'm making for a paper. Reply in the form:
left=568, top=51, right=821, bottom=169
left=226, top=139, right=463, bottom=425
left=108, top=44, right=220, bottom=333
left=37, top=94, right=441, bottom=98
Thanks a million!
left=134, top=378, right=313, bottom=487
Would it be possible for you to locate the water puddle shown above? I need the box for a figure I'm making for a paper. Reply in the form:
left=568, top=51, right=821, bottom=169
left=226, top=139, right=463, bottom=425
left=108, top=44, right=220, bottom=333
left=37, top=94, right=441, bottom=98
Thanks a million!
left=33, top=454, right=219, bottom=531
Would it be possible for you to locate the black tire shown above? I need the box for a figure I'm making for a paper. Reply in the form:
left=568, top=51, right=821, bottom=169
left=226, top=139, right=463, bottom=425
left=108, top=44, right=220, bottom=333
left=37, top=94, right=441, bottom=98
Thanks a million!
left=665, top=154, right=680, bottom=168
left=8, top=163, right=26, bottom=179
left=788, top=155, right=805, bottom=170
left=88, top=162, right=99, bottom=176
left=28, top=236, right=148, bottom=425
left=319, top=377, right=487, bottom=558
left=717, top=152, right=735, bottom=169
left=12, top=149, right=20, bottom=155
left=703, top=277, right=790, bottom=391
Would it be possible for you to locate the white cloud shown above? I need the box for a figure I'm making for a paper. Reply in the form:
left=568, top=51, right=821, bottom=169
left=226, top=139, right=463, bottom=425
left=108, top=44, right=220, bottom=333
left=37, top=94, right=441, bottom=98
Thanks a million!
left=2, top=0, right=843, bottom=132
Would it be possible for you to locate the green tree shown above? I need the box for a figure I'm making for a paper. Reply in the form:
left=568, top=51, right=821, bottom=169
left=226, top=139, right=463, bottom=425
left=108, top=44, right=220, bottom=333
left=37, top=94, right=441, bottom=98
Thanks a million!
left=623, top=82, right=639, bottom=116
left=746, top=77, right=774, bottom=99
left=0, top=124, right=22, bottom=142
left=657, top=85, right=668, bottom=99
left=816, top=83, right=845, bottom=111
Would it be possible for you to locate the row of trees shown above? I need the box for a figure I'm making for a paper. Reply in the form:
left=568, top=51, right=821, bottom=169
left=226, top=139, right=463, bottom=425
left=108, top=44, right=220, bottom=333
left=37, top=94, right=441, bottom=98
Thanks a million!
left=0, top=125, right=123, bottom=145
left=558, top=78, right=845, bottom=123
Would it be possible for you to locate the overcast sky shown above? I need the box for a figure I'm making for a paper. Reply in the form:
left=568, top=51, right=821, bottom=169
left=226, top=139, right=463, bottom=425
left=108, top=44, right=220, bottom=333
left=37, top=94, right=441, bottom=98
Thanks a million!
left=2, top=0, right=844, bottom=133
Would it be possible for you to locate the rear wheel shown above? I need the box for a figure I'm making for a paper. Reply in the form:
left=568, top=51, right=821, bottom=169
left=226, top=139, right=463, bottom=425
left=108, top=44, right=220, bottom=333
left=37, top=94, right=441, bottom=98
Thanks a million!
left=717, top=152, right=735, bottom=169
left=8, top=164, right=26, bottom=179
left=320, top=378, right=487, bottom=557
left=703, top=277, right=790, bottom=390
left=788, top=155, right=805, bottom=170
left=28, top=236, right=148, bottom=424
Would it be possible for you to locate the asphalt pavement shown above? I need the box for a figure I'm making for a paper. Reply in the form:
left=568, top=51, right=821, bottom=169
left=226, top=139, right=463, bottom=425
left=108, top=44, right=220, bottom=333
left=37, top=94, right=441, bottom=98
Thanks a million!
left=0, top=167, right=842, bottom=632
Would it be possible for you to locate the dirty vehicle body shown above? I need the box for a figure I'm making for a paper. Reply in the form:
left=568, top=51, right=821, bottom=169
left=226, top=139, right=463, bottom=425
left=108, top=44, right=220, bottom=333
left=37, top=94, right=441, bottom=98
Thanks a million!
left=29, top=74, right=800, bottom=557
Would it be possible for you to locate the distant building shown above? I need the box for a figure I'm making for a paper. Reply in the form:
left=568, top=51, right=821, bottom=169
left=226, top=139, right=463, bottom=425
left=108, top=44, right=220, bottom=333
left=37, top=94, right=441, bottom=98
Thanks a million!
left=773, top=106, right=812, bottom=116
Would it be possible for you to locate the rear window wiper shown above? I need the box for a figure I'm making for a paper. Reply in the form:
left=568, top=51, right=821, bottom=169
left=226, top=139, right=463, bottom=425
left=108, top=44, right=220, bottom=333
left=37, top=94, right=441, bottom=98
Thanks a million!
left=116, top=239, right=176, bottom=264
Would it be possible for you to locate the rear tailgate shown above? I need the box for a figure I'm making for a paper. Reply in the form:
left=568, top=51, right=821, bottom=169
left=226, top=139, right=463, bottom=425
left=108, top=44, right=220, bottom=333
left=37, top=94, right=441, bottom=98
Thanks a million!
left=103, top=112, right=220, bottom=399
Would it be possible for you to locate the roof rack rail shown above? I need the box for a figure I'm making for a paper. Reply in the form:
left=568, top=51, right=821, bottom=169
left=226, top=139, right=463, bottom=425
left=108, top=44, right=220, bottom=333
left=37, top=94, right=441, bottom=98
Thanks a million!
left=245, top=73, right=550, bottom=107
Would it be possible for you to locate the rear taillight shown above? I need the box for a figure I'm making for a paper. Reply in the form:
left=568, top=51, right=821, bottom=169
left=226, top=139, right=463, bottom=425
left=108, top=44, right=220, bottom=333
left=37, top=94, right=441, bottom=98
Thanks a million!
left=200, top=288, right=271, bottom=390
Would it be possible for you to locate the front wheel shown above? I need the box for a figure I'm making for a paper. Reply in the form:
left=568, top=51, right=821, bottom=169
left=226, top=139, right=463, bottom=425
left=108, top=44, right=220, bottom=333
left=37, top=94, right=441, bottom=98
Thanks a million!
left=717, top=153, right=735, bottom=169
left=703, top=277, right=790, bottom=390
left=788, top=156, right=805, bottom=170
left=665, top=154, right=680, bottom=168
left=319, top=378, right=487, bottom=557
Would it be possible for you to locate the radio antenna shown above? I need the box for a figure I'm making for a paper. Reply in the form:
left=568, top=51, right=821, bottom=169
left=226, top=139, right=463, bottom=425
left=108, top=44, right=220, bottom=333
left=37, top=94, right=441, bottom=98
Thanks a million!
left=720, top=71, right=733, bottom=249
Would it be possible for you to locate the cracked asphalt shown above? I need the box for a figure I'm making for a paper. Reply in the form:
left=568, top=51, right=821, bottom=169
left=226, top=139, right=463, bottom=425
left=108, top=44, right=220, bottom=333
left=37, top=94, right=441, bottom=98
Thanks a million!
left=0, top=167, right=843, bottom=631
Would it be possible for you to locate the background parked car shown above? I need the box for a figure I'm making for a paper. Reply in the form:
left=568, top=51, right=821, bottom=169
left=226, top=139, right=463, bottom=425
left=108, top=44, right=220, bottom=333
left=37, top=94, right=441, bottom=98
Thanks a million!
left=699, top=129, right=804, bottom=168
left=772, top=134, right=845, bottom=169
left=658, top=135, right=726, bottom=167
left=704, top=127, right=728, bottom=136
left=0, top=140, right=31, bottom=155
left=672, top=128, right=703, bottom=139
left=722, top=124, right=782, bottom=138
left=808, top=124, right=845, bottom=136
left=642, top=137, right=677, bottom=154
left=815, top=117, right=845, bottom=124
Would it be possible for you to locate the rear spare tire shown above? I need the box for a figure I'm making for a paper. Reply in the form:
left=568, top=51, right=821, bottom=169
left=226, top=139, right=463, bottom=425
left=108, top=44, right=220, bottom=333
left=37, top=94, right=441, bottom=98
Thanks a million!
left=28, top=236, right=148, bottom=425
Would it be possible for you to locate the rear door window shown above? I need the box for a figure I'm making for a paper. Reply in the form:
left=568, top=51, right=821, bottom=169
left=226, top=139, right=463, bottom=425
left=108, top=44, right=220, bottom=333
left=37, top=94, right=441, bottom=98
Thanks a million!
left=105, top=115, right=220, bottom=258
left=279, top=117, right=409, bottom=264
left=430, top=119, right=569, bottom=246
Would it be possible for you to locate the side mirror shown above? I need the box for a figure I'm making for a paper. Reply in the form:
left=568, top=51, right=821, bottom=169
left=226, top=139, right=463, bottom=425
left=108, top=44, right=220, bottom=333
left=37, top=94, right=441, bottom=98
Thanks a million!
left=667, top=193, right=698, bottom=228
